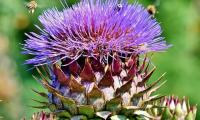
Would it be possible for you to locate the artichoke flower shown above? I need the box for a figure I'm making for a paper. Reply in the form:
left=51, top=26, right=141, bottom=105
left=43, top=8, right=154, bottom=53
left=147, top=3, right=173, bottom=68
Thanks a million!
left=159, top=96, right=197, bottom=120
left=22, top=0, right=197, bottom=120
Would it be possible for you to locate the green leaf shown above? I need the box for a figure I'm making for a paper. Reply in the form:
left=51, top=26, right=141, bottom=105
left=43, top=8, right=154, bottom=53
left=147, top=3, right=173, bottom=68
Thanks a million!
left=174, top=102, right=183, bottom=117
left=106, top=96, right=122, bottom=112
left=49, top=104, right=57, bottom=112
left=55, top=93, right=77, bottom=114
left=31, top=99, right=49, bottom=106
left=30, top=105, right=48, bottom=109
left=185, top=111, right=195, bottom=120
left=32, top=89, right=48, bottom=98
left=55, top=110, right=71, bottom=118
left=78, top=105, right=94, bottom=118
left=161, top=108, right=173, bottom=120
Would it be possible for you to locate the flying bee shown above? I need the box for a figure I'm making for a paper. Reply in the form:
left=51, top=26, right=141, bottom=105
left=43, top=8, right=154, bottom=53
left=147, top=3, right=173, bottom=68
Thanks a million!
left=25, top=0, right=38, bottom=14
left=147, top=5, right=157, bottom=17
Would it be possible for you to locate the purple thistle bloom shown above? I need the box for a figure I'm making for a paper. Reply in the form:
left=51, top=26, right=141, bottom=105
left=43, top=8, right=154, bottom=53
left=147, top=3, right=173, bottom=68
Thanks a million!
left=23, top=0, right=170, bottom=66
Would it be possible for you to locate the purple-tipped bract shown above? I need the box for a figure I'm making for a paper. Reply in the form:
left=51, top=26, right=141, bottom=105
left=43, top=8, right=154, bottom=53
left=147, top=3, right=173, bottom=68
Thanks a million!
left=23, top=0, right=170, bottom=66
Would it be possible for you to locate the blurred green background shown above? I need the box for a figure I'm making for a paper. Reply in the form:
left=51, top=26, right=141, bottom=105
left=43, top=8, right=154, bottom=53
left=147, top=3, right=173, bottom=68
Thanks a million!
left=0, top=0, right=199, bottom=119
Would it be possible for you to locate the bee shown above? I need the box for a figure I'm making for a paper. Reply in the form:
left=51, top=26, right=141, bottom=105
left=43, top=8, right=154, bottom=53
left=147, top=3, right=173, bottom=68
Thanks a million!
left=117, top=4, right=123, bottom=9
left=147, top=5, right=157, bottom=17
left=114, top=3, right=123, bottom=12
left=25, top=0, right=38, bottom=14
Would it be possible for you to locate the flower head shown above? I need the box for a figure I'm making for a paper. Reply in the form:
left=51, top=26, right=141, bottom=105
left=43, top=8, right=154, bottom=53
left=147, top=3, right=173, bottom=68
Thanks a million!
left=23, top=0, right=170, bottom=66
left=160, top=96, right=197, bottom=120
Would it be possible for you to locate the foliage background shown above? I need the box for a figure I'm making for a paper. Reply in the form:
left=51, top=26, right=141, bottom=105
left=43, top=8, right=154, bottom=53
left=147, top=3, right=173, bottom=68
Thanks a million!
left=0, top=0, right=199, bottom=119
